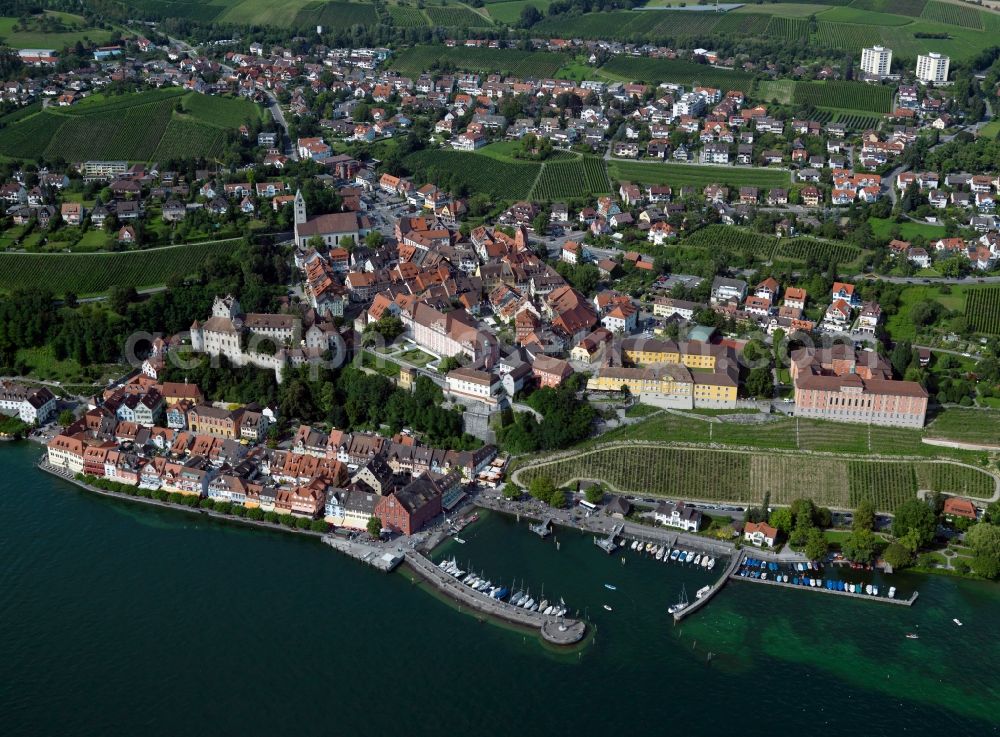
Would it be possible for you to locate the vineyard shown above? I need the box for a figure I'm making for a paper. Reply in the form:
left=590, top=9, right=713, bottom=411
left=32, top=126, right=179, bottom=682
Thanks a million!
left=847, top=462, right=917, bottom=510
left=608, top=161, right=788, bottom=189
left=965, top=287, right=1000, bottom=335
left=680, top=227, right=862, bottom=267
left=530, top=156, right=611, bottom=200
left=388, top=4, right=428, bottom=26
left=424, top=5, right=491, bottom=26
left=809, top=110, right=881, bottom=130
left=390, top=45, right=564, bottom=78
left=815, top=21, right=883, bottom=52
left=915, top=464, right=995, bottom=499
left=714, top=12, right=770, bottom=35
left=852, top=0, right=927, bottom=16
left=0, top=241, right=242, bottom=295
left=516, top=444, right=994, bottom=511
left=0, top=90, right=260, bottom=162
left=920, top=1, right=982, bottom=28
left=599, top=57, right=755, bottom=94
left=405, top=149, right=540, bottom=200
left=792, top=80, right=894, bottom=114
left=764, top=16, right=810, bottom=41
left=292, top=1, right=380, bottom=29
left=774, top=238, right=861, bottom=266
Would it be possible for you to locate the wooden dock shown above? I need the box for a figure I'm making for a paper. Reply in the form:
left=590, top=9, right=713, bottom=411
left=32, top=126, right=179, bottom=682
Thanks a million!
left=403, top=550, right=586, bottom=645
left=729, top=566, right=919, bottom=606
left=672, top=551, right=743, bottom=622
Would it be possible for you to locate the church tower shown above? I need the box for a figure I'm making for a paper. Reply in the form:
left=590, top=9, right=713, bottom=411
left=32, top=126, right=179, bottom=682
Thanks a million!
left=293, top=189, right=307, bottom=245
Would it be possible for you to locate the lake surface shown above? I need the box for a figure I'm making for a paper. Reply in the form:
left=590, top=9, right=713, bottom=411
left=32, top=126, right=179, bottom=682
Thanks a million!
left=2, top=442, right=998, bottom=736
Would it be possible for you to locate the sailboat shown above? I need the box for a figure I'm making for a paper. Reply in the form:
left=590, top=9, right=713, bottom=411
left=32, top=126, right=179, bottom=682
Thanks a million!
left=667, top=585, right=689, bottom=615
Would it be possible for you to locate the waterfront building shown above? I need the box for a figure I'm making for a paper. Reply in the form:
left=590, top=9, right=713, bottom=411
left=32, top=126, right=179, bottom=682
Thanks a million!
left=653, top=501, right=702, bottom=532
left=0, top=381, right=57, bottom=424
left=744, top=521, right=778, bottom=547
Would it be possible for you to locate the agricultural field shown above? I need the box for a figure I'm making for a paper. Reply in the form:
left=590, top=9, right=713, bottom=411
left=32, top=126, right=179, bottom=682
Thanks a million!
left=815, top=20, right=883, bottom=50
left=920, top=0, right=983, bottom=28
left=847, top=461, right=917, bottom=511
left=486, top=0, right=556, bottom=23
left=599, top=57, right=755, bottom=94
left=713, top=12, right=771, bottom=35
left=683, top=226, right=778, bottom=260
left=0, top=241, right=242, bottom=295
left=530, top=156, right=611, bottom=200
left=388, top=4, right=428, bottom=26
left=424, top=5, right=491, bottom=27
left=404, top=149, right=540, bottom=201
left=0, top=90, right=260, bottom=163
left=915, top=463, right=995, bottom=499
left=516, top=443, right=992, bottom=510
left=851, top=0, right=927, bottom=17
left=869, top=216, right=945, bottom=241
left=0, top=12, right=113, bottom=49
left=607, top=161, right=789, bottom=189
left=390, top=45, right=565, bottom=78
left=964, top=287, right=1000, bottom=335
left=792, top=80, right=894, bottom=114
left=884, top=284, right=969, bottom=342
left=926, top=408, right=1000, bottom=446
left=764, top=15, right=810, bottom=41
left=774, top=237, right=861, bottom=266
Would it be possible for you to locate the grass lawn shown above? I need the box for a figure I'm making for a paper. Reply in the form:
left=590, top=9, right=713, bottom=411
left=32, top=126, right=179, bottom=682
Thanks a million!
left=625, top=403, right=660, bottom=418
left=884, top=284, right=968, bottom=342
left=486, top=0, right=555, bottom=23
left=399, top=348, right=436, bottom=367
left=823, top=529, right=854, bottom=545
left=0, top=13, right=113, bottom=50
left=979, top=120, right=1000, bottom=139
left=870, top=217, right=946, bottom=242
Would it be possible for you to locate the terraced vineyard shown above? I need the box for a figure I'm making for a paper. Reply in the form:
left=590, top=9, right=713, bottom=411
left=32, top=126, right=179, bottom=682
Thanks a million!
left=608, top=161, right=788, bottom=189
left=0, top=241, right=242, bottom=295
left=852, top=0, right=927, bottom=17
left=405, top=149, right=540, bottom=200
left=712, top=12, right=770, bottom=35
left=599, top=57, right=755, bottom=93
left=965, top=286, right=1000, bottom=335
left=293, top=1, right=379, bottom=29
left=793, top=80, right=894, bottom=114
left=921, top=0, right=982, bottom=28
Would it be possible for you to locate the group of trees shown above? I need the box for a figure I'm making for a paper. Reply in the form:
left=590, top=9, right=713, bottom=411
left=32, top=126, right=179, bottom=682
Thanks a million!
left=526, top=475, right=568, bottom=509
left=497, top=380, right=596, bottom=454
left=768, top=496, right=831, bottom=561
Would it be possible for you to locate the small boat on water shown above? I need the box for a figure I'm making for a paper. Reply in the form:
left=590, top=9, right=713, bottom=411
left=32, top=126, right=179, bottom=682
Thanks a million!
left=667, top=585, right=689, bottom=615
left=630, top=540, right=639, bottom=551
left=655, top=548, right=665, bottom=561
left=707, top=557, right=716, bottom=570
left=906, top=633, right=919, bottom=639
left=686, top=551, right=696, bottom=564
left=604, top=584, right=617, bottom=591
left=453, top=537, right=466, bottom=544
left=603, top=604, right=613, bottom=612
left=953, top=618, right=963, bottom=626
left=695, top=585, right=711, bottom=599
left=670, top=549, right=680, bottom=561
left=761, top=572, right=768, bottom=580
left=888, top=586, right=896, bottom=599
left=701, top=556, right=710, bottom=568
left=872, top=585, right=879, bottom=596
left=694, top=554, right=703, bottom=566
left=865, top=584, right=873, bottom=595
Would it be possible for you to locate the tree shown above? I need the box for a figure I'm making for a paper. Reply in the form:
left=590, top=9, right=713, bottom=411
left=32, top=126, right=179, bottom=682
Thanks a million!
left=892, top=499, right=937, bottom=549
left=882, top=541, right=913, bottom=570
left=853, top=499, right=875, bottom=532
left=366, top=515, right=382, bottom=538
left=549, top=487, right=567, bottom=509
left=519, top=4, right=542, bottom=27
left=365, top=230, right=384, bottom=249
left=584, top=484, right=604, bottom=505
left=529, top=475, right=555, bottom=503
left=108, top=284, right=138, bottom=315
left=502, top=484, right=521, bottom=501
left=841, top=528, right=879, bottom=564
left=745, top=367, right=773, bottom=398
left=966, top=523, right=1000, bottom=578
left=804, top=527, right=829, bottom=561
left=769, top=507, right=793, bottom=534
left=57, top=409, right=75, bottom=426
left=890, top=341, right=914, bottom=378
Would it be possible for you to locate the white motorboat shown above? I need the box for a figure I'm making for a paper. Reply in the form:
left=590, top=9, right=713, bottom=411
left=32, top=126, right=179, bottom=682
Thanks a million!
left=630, top=540, right=638, bottom=551
left=603, top=604, right=613, bottom=612
left=953, top=618, right=963, bottom=626
left=707, top=557, right=716, bottom=570
left=695, top=585, right=711, bottom=599
left=865, top=584, right=873, bottom=595
left=694, top=554, right=702, bottom=566
left=888, top=586, right=896, bottom=599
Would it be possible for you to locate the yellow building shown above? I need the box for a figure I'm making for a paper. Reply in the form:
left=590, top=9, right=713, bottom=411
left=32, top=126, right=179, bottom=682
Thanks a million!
left=620, top=338, right=724, bottom=370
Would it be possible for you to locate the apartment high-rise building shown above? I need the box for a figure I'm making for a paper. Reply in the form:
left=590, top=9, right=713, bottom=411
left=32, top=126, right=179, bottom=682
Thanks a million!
left=916, top=52, right=950, bottom=84
left=860, top=45, right=892, bottom=79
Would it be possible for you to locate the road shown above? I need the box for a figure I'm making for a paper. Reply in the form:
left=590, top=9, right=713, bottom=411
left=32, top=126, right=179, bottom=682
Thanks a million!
left=848, top=273, right=1000, bottom=285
